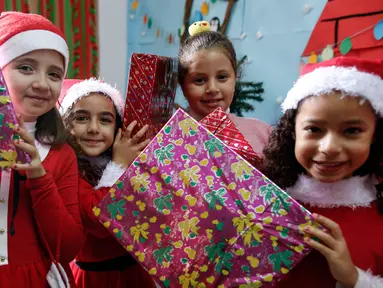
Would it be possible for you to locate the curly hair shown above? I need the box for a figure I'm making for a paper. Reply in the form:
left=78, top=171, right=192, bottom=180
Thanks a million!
left=264, top=108, right=383, bottom=213
left=63, top=106, right=122, bottom=187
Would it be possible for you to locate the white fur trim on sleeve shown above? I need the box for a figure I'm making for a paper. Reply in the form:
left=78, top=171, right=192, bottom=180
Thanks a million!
left=59, top=78, right=124, bottom=117
left=282, top=66, right=383, bottom=116
left=354, top=268, right=383, bottom=288
left=94, top=161, right=126, bottom=189
left=336, top=268, right=383, bottom=288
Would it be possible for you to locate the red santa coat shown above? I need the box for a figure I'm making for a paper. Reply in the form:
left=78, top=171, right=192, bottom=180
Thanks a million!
left=0, top=122, right=84, bottom=287
left=277, top=174, right=383, bottom=288
left=71, top=161, right=155, bottom=288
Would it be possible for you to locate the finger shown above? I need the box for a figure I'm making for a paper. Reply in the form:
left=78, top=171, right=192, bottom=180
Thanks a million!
left=136, top=139, right=151, bottom=150
left=304, top=226, right=337, bottom=250
left=313, top=213, right=343, bottom=241
left=304, top=236, right=334, bottom=259
left=13, top=140, right=38, bottom=158
left=13, top=126, right=35, bottom=146
left=16, top=114, right=25, bottom=128
left=12, top=163, right=34, bottom=171
left=124, top=121, right=137, bottom=139
left=130, top=125, right=149, bottom=144
left=114, top=128, right=122, bottom=145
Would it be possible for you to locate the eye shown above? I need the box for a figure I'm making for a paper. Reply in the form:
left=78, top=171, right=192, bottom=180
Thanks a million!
left=100, top=117, right=113, bottom=124
left=305, top=126, right=321, bottom=133
left=49, top=71, right=62, bottom=80
left=18, top=65, right=33, bottom=72
left=75, top=116, right=88, bottom=122
left=217, top=74, right=228, bottom=81
left=345, top=127, right=362, bottom=135
left=193, top=78, right=206, bottom=85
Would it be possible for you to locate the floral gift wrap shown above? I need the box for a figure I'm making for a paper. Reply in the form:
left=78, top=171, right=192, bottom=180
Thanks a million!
left=95, top=109, right=319, bottom=287
left=0, top=71, right=30, bottom=169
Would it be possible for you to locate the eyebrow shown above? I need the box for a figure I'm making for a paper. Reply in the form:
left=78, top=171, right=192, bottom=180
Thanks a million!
left=74, top=109, right=115, bottom=118
left=303, top=119, right=367, bottom=125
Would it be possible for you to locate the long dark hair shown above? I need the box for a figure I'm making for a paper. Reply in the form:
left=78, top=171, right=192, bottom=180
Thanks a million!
left=35, top=107, right=68, bottom=145
left=263, top=108, right=383, bottom=213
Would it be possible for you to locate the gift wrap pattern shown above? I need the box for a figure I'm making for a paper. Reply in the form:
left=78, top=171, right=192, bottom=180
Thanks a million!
left=96, top=109, right=319, bottom=287
left=0, top=72, right=30, bottom=169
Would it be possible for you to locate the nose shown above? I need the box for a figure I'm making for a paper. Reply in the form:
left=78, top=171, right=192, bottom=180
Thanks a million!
left=206, top=79, right=219, bottom=95
left=318, top=133, right=342, bottom=156
left=87, top=119, right=100, bottom=134
left=32, top=74, right=49, bottom=91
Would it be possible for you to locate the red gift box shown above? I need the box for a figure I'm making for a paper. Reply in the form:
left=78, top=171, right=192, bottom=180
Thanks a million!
left=123, top=53, right=178, bottom=139
left=200, top=107, right=261, bottom=166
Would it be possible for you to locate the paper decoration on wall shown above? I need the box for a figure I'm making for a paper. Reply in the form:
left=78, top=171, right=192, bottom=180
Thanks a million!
left=308, top=52, right=318, bottom=64
left=130, top=14, right=135, bottom=20
left=373, top=20, right=383, bottom=40
left=143, top=14, right=148, bottom=25
left=156, top=28, right=161, bottom=38
left=131, top=0, right=139, bottom=11
left=303, top=4, right=313, bottom=15
left=211, top=0, right=217, bottom=3
left=178, top=25, right=185, bottom=37
left=168, top=33, right=173, bottom=44
left=148, top=17, right=152, bottom=29
left=256, top=31, right=263, bottom=39
left=340, top=37, right=352, bottom=55
left=191, top=10, right=203, bottom=23
left=210, top=16, right=220, bottom=32
left=240, top=32, right=247, bottom=40
left=321, top=45, right=334, bottom=61
left=201, top=1, right=209, bottom=16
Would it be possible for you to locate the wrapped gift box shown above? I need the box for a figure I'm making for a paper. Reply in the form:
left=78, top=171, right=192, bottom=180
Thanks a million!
left=200, top=107, right=261, bottom=166
left=96, top=109, right=319, bottom=287
left=123, top=53, right=178, bottom=140
left=0, top=72, right=30, bottom=170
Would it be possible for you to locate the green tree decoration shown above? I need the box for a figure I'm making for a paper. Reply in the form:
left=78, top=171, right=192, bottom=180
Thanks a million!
left=230, top=55, right=264, bottom=117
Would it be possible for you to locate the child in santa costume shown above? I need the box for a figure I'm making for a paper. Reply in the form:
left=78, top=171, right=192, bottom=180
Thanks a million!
left=264, top=56, right=383, bottom=287
left=59, top=78, right=155, bottom=288
left=0, top=12, right=84, bottom=287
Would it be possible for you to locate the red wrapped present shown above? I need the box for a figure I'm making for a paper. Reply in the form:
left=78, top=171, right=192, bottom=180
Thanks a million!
left=123, top=53, right=178, bottom=139
left=200, top=107, right=261, bottom=166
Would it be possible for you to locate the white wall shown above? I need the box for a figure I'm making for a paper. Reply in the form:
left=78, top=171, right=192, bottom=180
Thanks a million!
left=98, top=0, right=128, bottom=95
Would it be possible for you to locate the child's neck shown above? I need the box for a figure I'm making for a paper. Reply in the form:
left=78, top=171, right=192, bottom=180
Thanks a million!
left=287, top=174, right=377, bottom=208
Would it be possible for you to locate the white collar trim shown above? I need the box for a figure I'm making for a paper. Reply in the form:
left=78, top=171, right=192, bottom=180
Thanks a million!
left=25, top=122, right=51, bottom=162
left=287, top=174, right=377, bottom=208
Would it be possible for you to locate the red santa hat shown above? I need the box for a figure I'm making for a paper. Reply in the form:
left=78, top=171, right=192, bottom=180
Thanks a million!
left=282, top=57, right=383, bottom=116
left=58, top=78, right=125, bottom=117
left=0, top=11, right=69, bottom=73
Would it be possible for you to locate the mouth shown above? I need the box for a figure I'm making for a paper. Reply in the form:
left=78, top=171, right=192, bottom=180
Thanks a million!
left=312, top=161, right=347, bottom=173
left=26, top=95, right=49, bottom=102
left=82, top=139, right=103, bottom=146
left=201, top=99, right=223, bottom=107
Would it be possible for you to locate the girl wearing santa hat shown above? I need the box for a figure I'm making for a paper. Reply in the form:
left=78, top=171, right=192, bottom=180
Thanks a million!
left=264, top=57, right=383, bottom=287
left=0, top=12, right=84, bottom=287
left=59, top=78, right=155, bottom=288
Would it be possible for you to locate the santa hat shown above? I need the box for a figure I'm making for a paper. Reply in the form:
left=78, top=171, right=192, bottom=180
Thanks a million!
left=0, top=11, right=69, bottom=73
left=58, top=78, right=124, bottom=117
left=282, top=57, right=383, bottom=116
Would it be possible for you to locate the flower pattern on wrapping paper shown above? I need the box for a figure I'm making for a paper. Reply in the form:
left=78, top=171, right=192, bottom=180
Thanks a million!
left=95, top=109, right=321, bottom=288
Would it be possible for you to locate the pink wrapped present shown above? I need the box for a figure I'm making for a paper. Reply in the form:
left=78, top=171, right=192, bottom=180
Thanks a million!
left=96, top=109, right=319, bottom=287
left=0, top=71, right=30, bottom=170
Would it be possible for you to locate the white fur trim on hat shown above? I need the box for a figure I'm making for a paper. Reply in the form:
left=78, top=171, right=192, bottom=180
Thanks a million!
left=59, top=78, right=124, bottom=117
left=0, top=29, right=69, bottom=74
left=282, top=66, right=383, bottom=116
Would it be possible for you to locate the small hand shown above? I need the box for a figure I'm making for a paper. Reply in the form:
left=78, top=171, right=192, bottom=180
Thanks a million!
left=112, top=121, right=150, bottom=168
left=12, top=115, right=46, bottom=179
left=304, top=213, right=358, bottom=287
